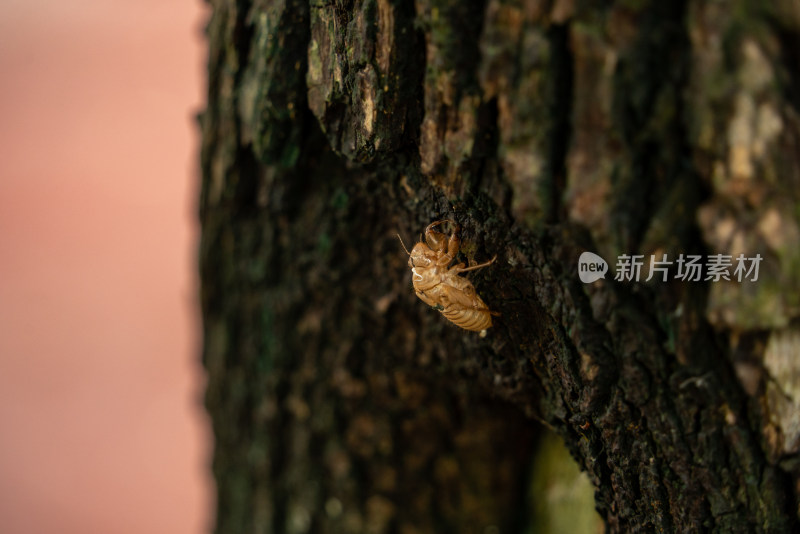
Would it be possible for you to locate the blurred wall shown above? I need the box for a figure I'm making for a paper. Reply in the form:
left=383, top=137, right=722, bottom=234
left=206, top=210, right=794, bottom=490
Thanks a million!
left=0, top=2, right=211, bottom=532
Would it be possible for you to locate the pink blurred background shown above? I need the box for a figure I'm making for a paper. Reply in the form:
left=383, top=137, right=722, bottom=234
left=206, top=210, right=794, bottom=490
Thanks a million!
left=0, top=2, right=211, bottom=533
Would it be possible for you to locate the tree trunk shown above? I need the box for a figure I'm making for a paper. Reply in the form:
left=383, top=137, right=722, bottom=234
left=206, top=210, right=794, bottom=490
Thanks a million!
left=199, top=0, right=800, bottom=532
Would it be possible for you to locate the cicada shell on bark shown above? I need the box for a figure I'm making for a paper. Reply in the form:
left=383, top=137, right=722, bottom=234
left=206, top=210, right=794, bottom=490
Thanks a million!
left=400, top=220, right=498, bottom=332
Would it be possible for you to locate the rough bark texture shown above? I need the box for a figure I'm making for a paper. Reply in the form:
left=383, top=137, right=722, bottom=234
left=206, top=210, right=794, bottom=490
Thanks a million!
left=199, top=0, right=800, bottom=532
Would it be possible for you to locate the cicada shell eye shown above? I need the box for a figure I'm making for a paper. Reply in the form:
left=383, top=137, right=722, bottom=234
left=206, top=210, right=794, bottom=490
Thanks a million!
left=410, top=253, right=431, bottom=268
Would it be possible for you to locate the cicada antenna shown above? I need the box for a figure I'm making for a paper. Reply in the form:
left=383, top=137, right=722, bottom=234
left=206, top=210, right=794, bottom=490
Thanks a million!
left=396, top=233, right=411, bottom=256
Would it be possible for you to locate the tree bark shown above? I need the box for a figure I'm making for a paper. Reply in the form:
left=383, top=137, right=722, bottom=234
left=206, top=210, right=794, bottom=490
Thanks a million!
left=199, top=0, right=800, bottom=532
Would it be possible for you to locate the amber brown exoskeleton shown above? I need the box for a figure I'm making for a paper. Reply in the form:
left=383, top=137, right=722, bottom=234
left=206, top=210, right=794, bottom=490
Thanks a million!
left=399, top=220, right=498, bottom=332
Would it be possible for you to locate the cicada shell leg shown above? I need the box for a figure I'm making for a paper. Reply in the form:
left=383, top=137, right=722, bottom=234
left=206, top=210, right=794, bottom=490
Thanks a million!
left=455, top=255, right=496, bottom=273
